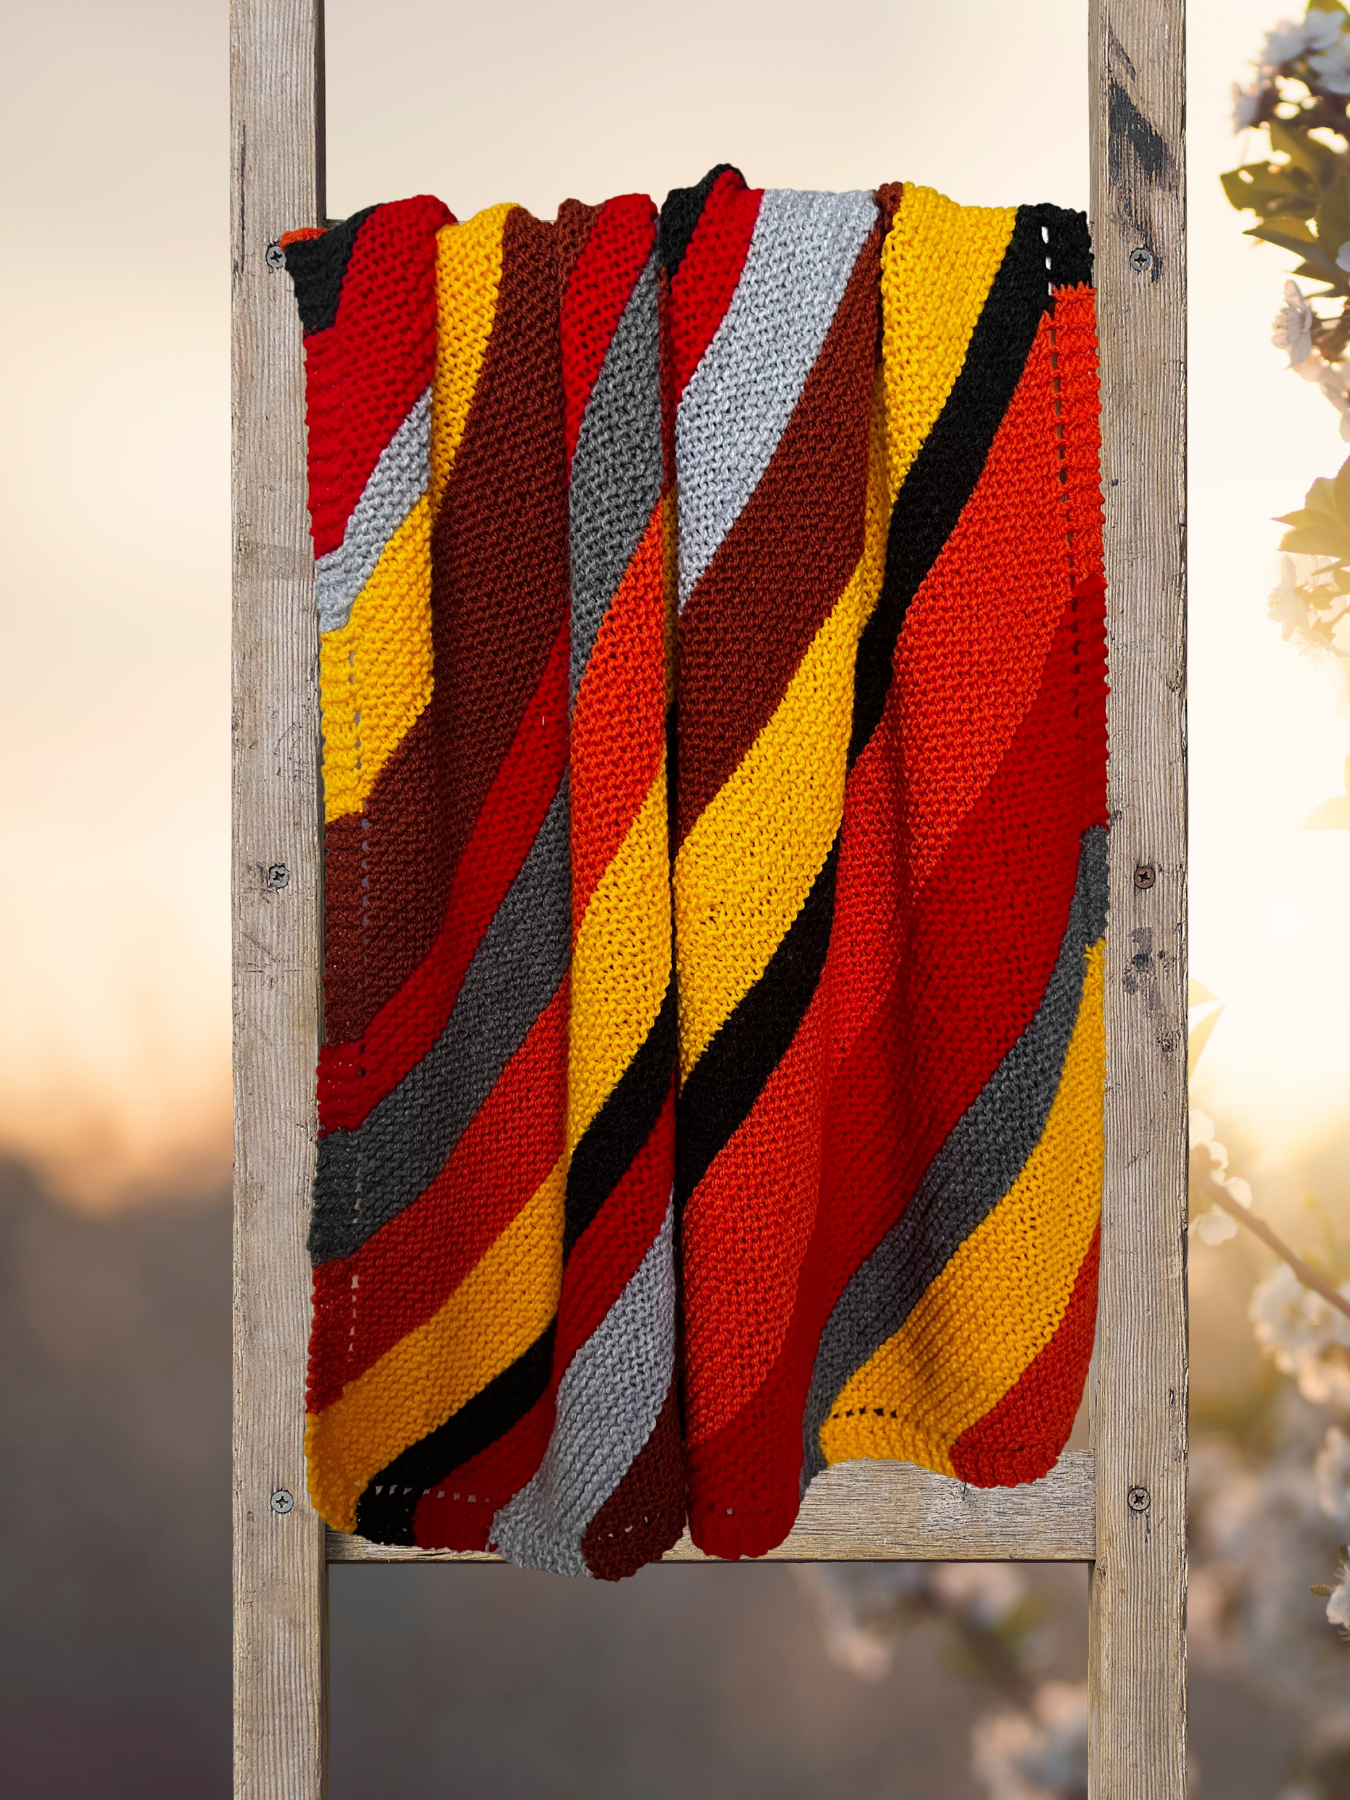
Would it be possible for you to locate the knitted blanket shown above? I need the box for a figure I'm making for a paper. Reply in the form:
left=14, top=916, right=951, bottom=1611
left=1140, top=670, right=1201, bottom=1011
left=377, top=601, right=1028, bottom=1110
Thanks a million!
left=282, top=166, right=1107, bottom=1579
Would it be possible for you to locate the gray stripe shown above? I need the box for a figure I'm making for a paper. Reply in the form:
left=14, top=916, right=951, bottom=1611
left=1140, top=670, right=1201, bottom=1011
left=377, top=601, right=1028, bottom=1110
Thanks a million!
left=675, top=188, right=877, bottom=608
left=801, top=826, right=1108, bottom=1485
left=308, top=777, right=571, bottom=1264
left=569, top=256, right=664, bottom=710
left=314, top=386, right=431, bottom=632
left=490, top=1201, right=677, bottom=1577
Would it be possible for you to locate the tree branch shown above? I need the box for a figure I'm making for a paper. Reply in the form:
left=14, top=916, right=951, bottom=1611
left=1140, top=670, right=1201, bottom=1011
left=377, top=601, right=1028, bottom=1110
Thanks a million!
left=1211, top=1187, right=1350, bottom=1323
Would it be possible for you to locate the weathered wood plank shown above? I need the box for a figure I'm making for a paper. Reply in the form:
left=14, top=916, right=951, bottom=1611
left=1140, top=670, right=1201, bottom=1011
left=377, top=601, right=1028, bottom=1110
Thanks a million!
left=231, top=2, right=327, bottom=1798
left=1088, top=1, right=1188, bottom=1796
left=328, top=1451, right=1096, bottom=1565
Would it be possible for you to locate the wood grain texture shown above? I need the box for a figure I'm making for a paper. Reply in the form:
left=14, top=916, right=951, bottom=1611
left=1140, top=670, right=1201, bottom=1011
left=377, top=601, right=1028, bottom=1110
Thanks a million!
left=231, top=2, right=327, bottom=1797
left=328, top=1451, right=1096, bottom=1564
left=1088, top=2, right=1188, bottom=1796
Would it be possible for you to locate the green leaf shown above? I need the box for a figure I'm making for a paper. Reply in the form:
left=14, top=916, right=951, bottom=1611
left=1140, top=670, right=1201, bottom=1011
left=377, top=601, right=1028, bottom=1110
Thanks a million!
left=1279, top=523, right=1350, bottom=557
left=1250, top=213, right=1317, bottom=244
left=1316, top=173, right=1350, bottom=269
left=1269, top=119, right=1338, bottom=183
left=1247, top=223, right=1339, bottom=277
left=1188, top=978, right=1219, bottom=1006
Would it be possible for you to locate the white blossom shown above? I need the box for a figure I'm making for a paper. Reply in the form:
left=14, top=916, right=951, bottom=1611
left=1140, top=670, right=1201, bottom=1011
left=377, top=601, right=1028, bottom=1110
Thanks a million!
left=1327, top=1560, right=1350, bottom=1632
left=1192, top=1206, right=1239, bottom=1245
left=1263, top=9, right=1346, bottom=67
left=1270, top=554, right=1327, bottom=650
left=971, top=1682, right=1088, bottom=1800
left=1310, top=27, right=1350, bottom=91
left=1190, top=1413, right=1350, bottom=1736
left=1232, top=80, right=1264, bottom=131
left=1339, top=241, right=1350, bottom=273
left=1188, top=1109, right=1255, bottom=1241
left=1273, top=280, right=1316, bottom=366
left=1250, top=1261, right=1350, bottom=1408
left=1316, top=1425, right=1350, bottom=1521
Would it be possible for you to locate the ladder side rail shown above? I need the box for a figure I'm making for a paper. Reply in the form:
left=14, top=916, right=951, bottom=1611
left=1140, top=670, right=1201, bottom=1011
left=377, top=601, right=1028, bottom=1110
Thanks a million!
left=1087, top=1, right=1189, bottom=1795
left=231, top=2, right=328, bottom=1797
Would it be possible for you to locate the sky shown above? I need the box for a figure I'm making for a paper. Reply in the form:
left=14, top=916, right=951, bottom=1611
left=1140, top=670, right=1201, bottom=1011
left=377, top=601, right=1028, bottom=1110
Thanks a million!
left=1, top=0, right=1346, bottom=1209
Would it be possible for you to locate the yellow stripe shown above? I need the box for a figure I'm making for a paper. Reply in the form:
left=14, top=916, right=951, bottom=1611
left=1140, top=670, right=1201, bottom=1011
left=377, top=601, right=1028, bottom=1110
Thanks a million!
left=319, top=497, right=434, bottom=822
left=881, top=188, right=1015, bottom=502
left=431, top=203, right=513, bottom=510
left=673, top=387, right=890, bottom=1081
left=821, top=941, right=1105, bottom=1476
left=306, top=1153, right=565, bottom=1532
left=319, top=204, right=511, bottom=824
left=568, top=763, right=672, bottom=1150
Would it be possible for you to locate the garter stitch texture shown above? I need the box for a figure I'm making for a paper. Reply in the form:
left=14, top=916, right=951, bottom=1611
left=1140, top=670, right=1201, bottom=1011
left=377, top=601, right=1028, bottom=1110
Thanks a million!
left=282, top=169, right=1108, bottom=1579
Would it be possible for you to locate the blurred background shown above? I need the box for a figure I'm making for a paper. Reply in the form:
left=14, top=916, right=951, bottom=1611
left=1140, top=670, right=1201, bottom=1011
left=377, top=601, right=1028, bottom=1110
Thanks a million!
left=4, top=0, right=1349, bottom=1794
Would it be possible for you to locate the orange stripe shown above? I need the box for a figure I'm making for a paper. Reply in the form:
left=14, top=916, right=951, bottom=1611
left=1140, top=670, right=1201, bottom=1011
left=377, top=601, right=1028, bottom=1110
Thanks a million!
left=895, top=315, right=1071, bottom=896
left=570, top=502, right=668, bottom=928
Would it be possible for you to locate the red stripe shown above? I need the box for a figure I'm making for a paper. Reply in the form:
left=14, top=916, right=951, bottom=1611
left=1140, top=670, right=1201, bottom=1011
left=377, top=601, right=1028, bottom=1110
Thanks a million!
left=306, top=980, right=568, bottom=1413
left=302, top=196, right=450, bottom=556
left=411, top=1389, right=556, bottom=1551
left=950, top=1226, right=1100, bottom=1487
left=683, top=576, right=1095, bottom=1557
left=682, top=989, right=827, bottom=1448
left=317, top=619, right=569, bottom=1133
left=1052, top=285, right=1105, bottom=585
left=561, top=195, right=658, bottom=467
left=668, top=170, right=762, bottom=397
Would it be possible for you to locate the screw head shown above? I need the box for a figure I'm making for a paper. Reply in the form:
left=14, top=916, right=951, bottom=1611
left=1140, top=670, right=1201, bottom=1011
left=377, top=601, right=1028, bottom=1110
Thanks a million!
left=1128, top=246, right=1155, bottom=274
left=264, top=863, right=290, bottom=891
left=270, top=1488, right=294, bottom=1515
left=1134, top=863, right=1157, bottom=890
left=264, top=241, right=287, bottom=272
left=1127, top=1485, right=1151, bottom=1513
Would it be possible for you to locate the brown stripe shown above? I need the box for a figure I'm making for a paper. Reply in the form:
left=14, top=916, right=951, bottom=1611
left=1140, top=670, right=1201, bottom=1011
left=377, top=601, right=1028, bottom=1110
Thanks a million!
left=321, top=206, right=569, bottom=1044
left=873, top=180, right=904, bottom=238
left=580, top=1383, right=685, bottom=1580
left=321, top=715, right=440, bottom=1042
left=554, top=198, right=601, bottom=300
left=673, top=223, right=882, bottom=847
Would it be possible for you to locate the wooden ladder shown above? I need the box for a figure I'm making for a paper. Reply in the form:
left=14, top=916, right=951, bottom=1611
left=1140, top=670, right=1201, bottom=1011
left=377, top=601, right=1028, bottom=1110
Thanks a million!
left=230, top=3, right=1187, bottom=1790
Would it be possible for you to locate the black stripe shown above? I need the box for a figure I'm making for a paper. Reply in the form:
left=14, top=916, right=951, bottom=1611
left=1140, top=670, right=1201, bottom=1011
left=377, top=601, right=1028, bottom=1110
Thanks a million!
left=659, top=165, right=744, bottom=278
left=284, top=205, right=378, bottom=336
left=354, top=1325, right=556, bottom=1545
left=848, top=205, right=1084, bottom=768
left=564, top=982, right=676, bottom=1260
left=1045, top=207, right=1093, bottom=289
left=676, top=837, right=840, bottom=1210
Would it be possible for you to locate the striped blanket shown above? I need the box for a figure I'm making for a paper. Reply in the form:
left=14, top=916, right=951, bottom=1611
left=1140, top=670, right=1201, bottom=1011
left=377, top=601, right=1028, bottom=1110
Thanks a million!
left=282, top=166, right=1108, bottom=1579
